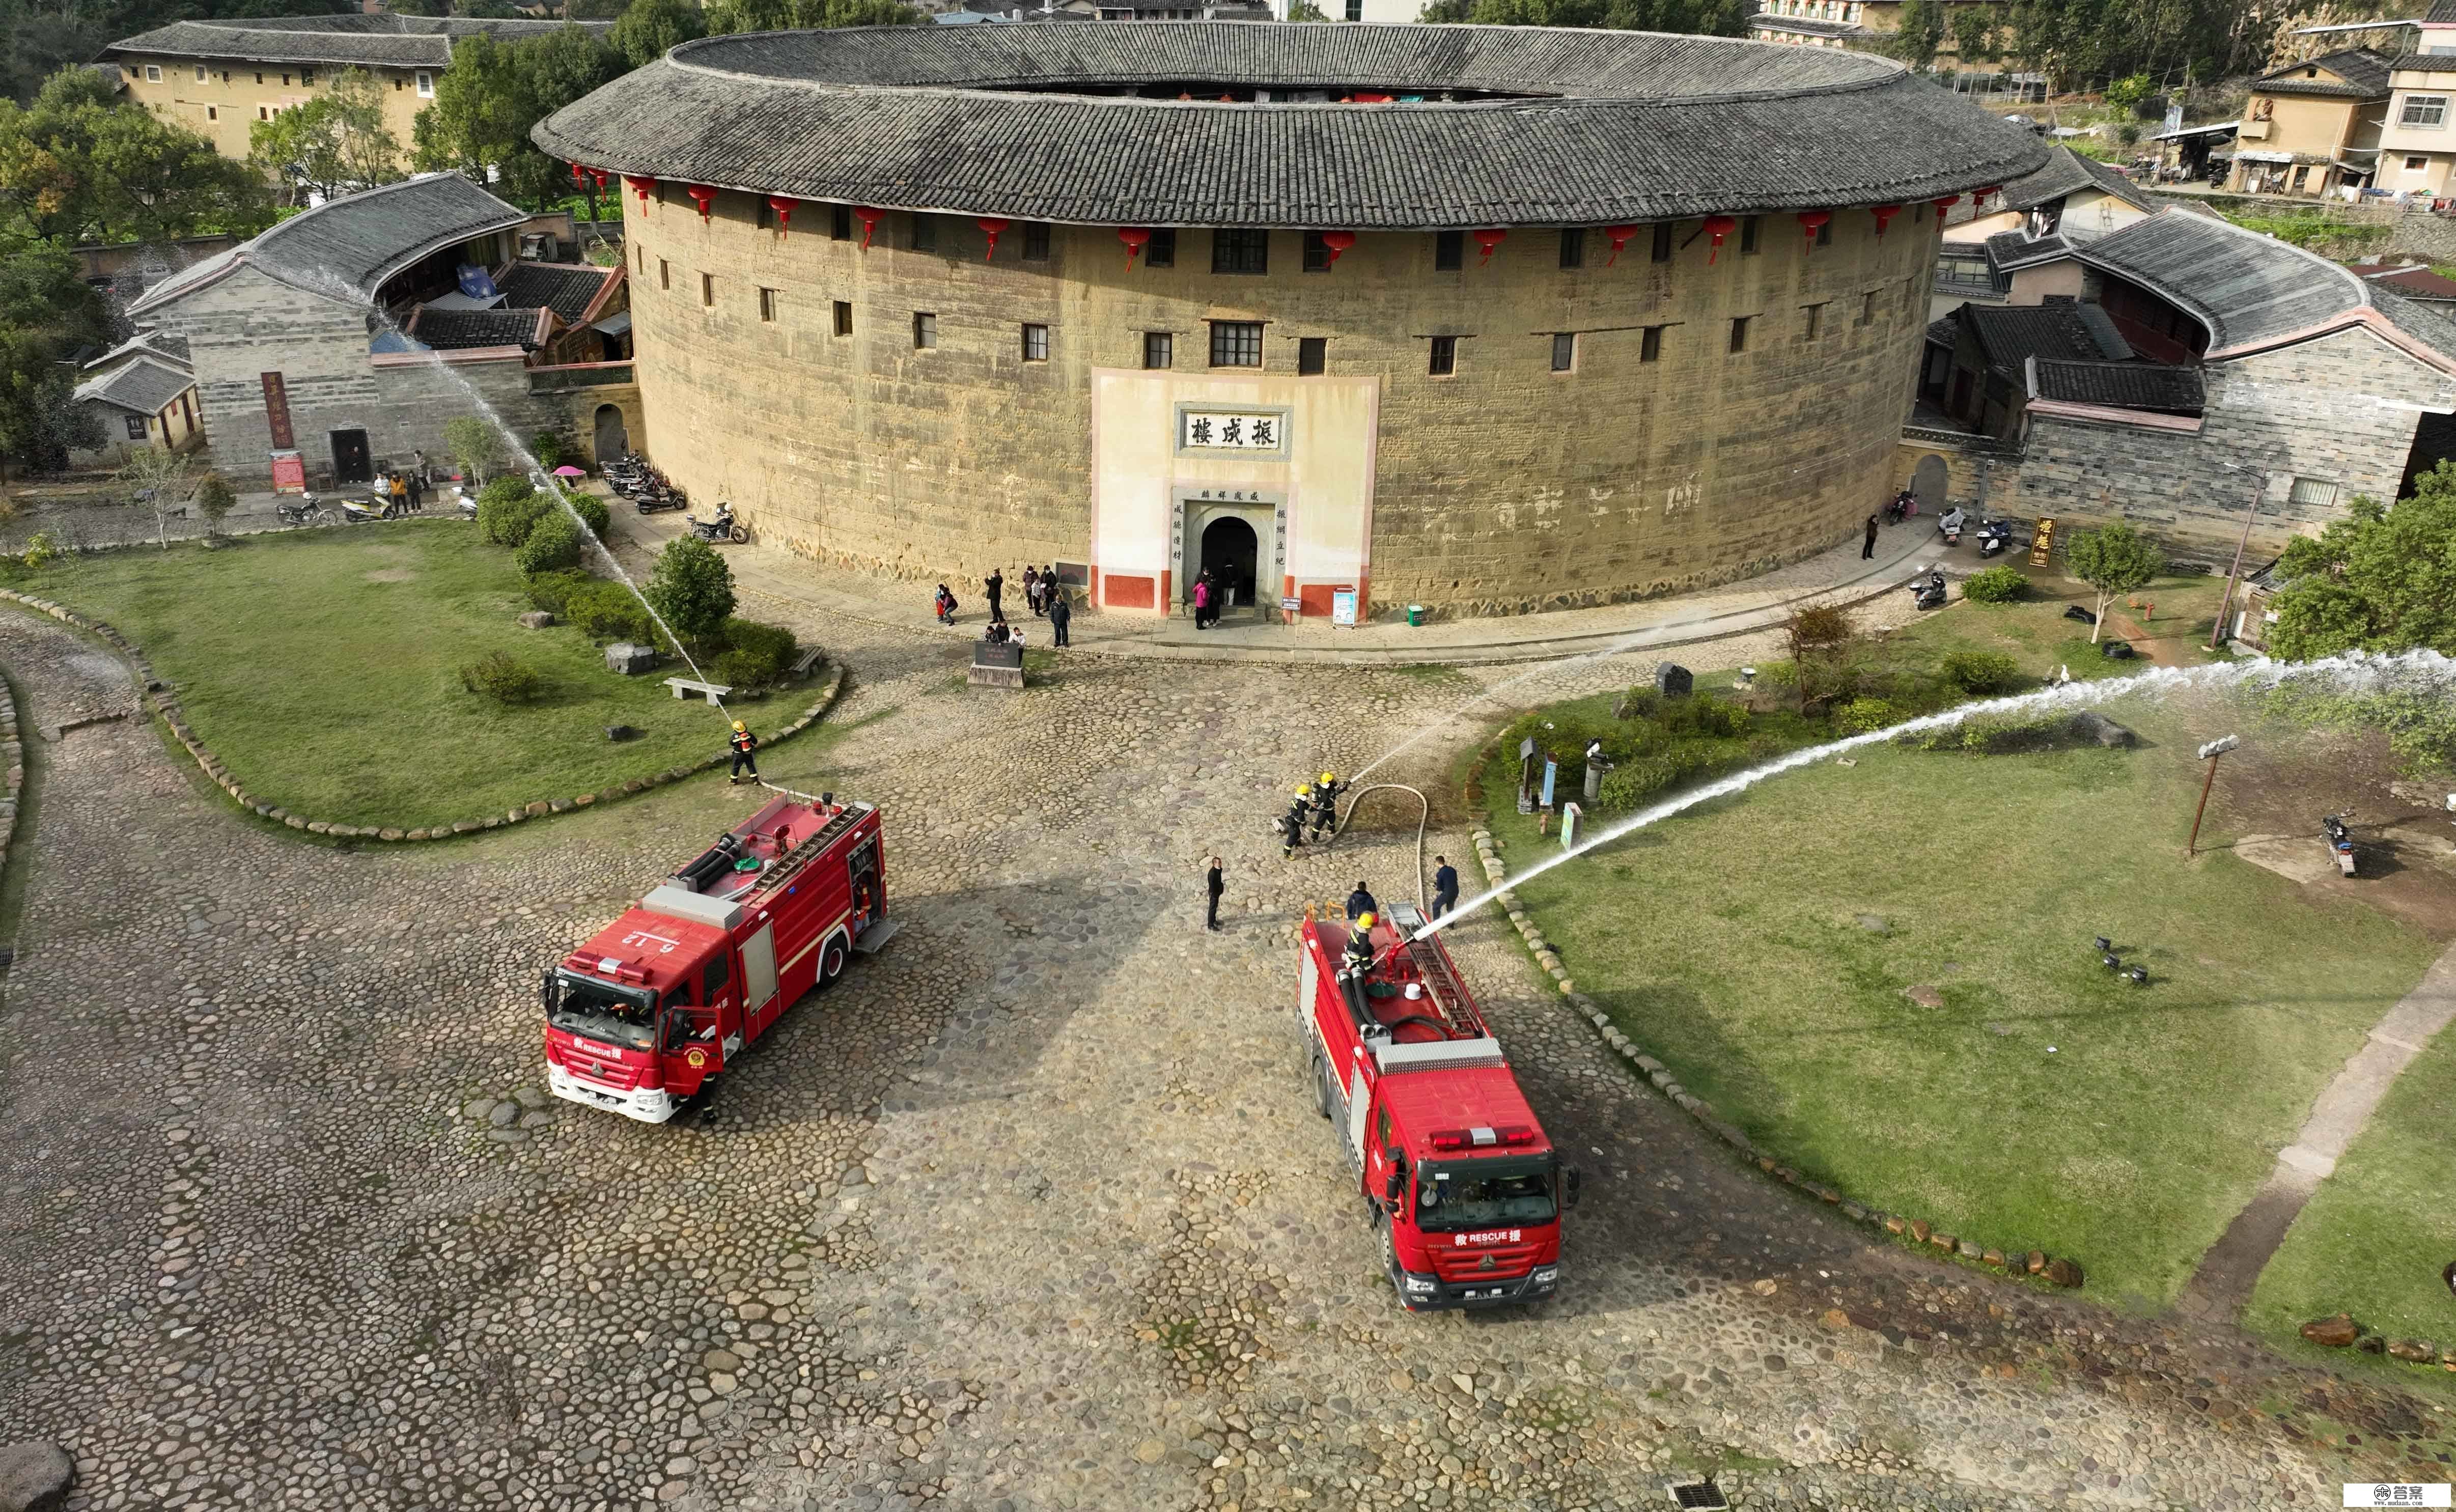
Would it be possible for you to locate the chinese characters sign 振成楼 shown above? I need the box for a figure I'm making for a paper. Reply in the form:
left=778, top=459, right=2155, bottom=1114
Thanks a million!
left=1180, top=410, right=1283, bottom=452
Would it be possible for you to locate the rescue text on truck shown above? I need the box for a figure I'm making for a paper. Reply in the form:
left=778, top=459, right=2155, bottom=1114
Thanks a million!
left=1296, top=902, right=1579, bottom=1311
left=542, top=793, right=892, bottom=1124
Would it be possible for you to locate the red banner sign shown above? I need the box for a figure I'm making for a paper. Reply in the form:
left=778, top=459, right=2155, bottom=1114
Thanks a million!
left=260, top=371, right=293, bottom=450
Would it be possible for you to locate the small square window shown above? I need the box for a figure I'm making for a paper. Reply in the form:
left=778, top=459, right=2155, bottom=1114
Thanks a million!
left=280, top=73, right=290, bottom=86
left=206, top=106, right=217, bottom=121
left=1550, top=332, right=1576, bottom=372
left=701, top=272, right=715, bottom=308
left=1429, top=335, right=1457, bottom=376
left=1146, top=228, right=1175, bottom=268
left=1209, top=321, right=1262, bottom=368
left=1858, top=292, right=1876, bottom=327
left=659, top=259, right=670, bottom=291
left=1652, top=223, right=1674, bottom=263
left=1435, top=230, right=1464, bottom=271
left=1729, top=317, right=1750, bottom=354
left=759, top=287, right=777, bottom=322
left=125, top=413, right=149, bottom=440
left=1298, top=335, right=1326, bottom=375
left=1021, top=323, right=1048, bottom=361
left=1213, top=228, right=1268, bottom=274
left=1022, top=222, right=1050, bottom=261
left=415, top=71, right=434, bottom=98
left=1817, top=219, right=1833, bottom=247
left=255, top=72, right=264, bottom=84
left=2288, top=476, right=2340, bottom=509
left=635, top=242, right=645, bottom=272
left=1303, top=231, right=1332, bottom=272
left=913, top=312, right=937, bottom=349
left=830, top=204, right=852, bottom=240
left=1559, top=228, right=1585, bottom=268
left=144, top=64, right=162, bottom=82
left=301, top=69, right=313, bottom=85
left=833, top=300, right=853, bottom=337
left=1640, top=325, right=1663, bottom=362
left=911, top=215, right=937, bottom=253
left=1143, top=331, right=1173, bottom=370
left=1802, top=302, right=1825, bottom=341
left=193, top=65, right=206, bottom=82
left=756, top=199, right=773, bottom=231
left=257, top=105, right=269, bottom=121
left=1741, top=216, right=1761, bottom=255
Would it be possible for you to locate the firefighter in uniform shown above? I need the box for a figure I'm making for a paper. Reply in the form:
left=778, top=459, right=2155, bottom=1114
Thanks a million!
left=727, top=720, right=761, bottom=785
left=1280, top=787, right=1312, bottom=858
left=1307, top=771, right=1347, bottom=845
left=1344, top=910, right=1378, bottom=976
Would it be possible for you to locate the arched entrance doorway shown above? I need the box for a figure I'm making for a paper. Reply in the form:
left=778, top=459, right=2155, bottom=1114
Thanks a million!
left=1199, top=515, right=1260, bottom=621
left=1911, top=454, right=1949, bottom=514
left=593, top=403, right=629, bottom=465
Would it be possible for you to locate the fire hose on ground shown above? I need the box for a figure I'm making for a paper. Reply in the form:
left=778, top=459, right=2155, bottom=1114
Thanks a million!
left=1329, top=783, right=1432, bottom=913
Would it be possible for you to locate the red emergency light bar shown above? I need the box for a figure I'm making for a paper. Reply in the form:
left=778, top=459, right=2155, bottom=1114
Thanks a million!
left=561, top=951, right=648, bottom=985
left=1428, top=1125, right=1537, bottom=1152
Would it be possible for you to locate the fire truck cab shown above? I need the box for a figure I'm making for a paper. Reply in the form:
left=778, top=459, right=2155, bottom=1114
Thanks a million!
left=542, top=794, right=888, bottom=1123
left=1296, top=902, right=1578, bottom=1311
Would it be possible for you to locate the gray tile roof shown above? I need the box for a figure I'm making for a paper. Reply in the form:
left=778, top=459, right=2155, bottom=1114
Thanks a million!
left=2252, top=47, right=2392, bottom=98
left=103, top=14, right=612, bottom=70
left=82, top=330, right=191, bottom=374
left=73, top=357, right=193, bottom=416
left=496, top=262, right=615, bottom=322
left=2029, top=359, right=2204, bottom=414
left=1999, top=145, right=2154, bottom=214
left=131, top=173, right=528, bottom=313
left=533, top=24, right=2048, bottom=228
left=2074, top=210, right=2364, bottom=351
left=1961, top=301, right=2130, bottom=371
left=1984, top=229, right=2073, bottom=272
left=2433, top=0, right=2456, bottom=22
left=408, top=306, right=548, bottom=351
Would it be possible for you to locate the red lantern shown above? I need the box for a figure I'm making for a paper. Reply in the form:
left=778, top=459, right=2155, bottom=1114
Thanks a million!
left=1973, top=184, right=2001, bottom=203
left=1870, top=203, right=1902, bottom=237
left=1472, top=228, right=1506, bottom=266
left=767, top=194, right=796, bottom=239
left=1602, top=225, right=1639, bottom=266
left=591, top=170, right=609, bottom=194
left=977, top=216, right=1010, bottom=262
left=1796, top=209, right=1831, bottom=249
left=854, top=207, right=883, bottom=250
left=1702, top=214, right=1738, bottom=264
left=1319, top=229, right=1356, bottom=267
left=1119, top=226, right=1151, bottom=269
left=569, top=162, right=586, bottom=188
left=1931, top=193, right=1961, bottom=216
left=686, top=184, right=716, bottom=222
left=624, top=174, right=656, bottom=210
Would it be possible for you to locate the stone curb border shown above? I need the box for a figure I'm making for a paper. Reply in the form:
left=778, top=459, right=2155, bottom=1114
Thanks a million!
left=0, top=674, right=19, bottom=890
left=1464, top=734, right=2087, bottom=1292
left=0, top=589, right=846, bottom=843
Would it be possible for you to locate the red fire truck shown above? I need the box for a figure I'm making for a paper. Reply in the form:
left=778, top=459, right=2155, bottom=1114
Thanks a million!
left=542, top=793, right=890, bottom=1123
left=1296, top=901, right=1579, bottom=1310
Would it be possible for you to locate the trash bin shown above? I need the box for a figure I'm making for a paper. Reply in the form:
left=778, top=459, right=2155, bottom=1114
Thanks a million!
left=1406, top=604, right=1425, bottom=627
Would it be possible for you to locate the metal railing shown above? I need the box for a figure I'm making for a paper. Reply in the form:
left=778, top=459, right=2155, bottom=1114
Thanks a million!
left=527, top=361, right=633, bottom=394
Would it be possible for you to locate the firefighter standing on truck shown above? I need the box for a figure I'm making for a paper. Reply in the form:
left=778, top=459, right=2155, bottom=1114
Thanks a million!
left=728, top=720, right=760, bottom=785
left=1344, top=911, right=1378, bottom=975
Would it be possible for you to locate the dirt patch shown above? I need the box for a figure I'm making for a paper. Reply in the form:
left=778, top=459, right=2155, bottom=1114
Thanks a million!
left=2212, top=725, right=2456, bottom=943
left=363, top=568, right=416, bottom=583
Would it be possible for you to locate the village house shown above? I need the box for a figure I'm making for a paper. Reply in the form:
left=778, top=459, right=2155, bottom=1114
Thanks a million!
left=1909, top=208, right=2456, bottom=564
left=2227, top=48, right=2390, bottom=199
left=1930, top=146, right=2156, bottom=315
left=125, top=173, right=637, bottom=491
left=67, top=331, right=203, bottom=470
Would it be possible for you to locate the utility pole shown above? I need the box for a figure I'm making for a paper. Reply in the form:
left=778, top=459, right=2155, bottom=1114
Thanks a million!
left=2188, top=735, right=2240, bottom=857
left=2207, top=472, right=2266, bottom=652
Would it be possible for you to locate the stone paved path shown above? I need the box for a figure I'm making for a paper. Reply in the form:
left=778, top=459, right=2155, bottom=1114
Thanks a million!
left=0, top=602, right=2448, bottom=1512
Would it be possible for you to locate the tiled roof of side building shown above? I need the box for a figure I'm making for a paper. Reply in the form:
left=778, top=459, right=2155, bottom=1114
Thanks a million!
left=1998, top=145, right=2154, bottom=214
left=2429, top=1, right=2456, bottom=24
left=407, top=306, right=549, bottom=351
left=1960, top=301, right=2131, bottom=370
left=2251, top=47, right=2392, bottom=98
left=82, top=330, right=191, bottom=374
left=73, top=357, right=193, bottom=416
left=533, top=24, right=2047, bottom=229
left=103, top=14, right=612, bottom=69
left=496, top=262, right=616, bottom=322
left=132, top=173, right=528, bottom=313
left=2029, top=359, right=2205, bottom=414
left=2073, top=209, right=2367, bottom=352
left=1983, top=229, right=2073, bottom=272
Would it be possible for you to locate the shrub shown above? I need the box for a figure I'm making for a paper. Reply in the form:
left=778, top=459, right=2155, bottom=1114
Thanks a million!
left=1835, top=697, right=1900, bottom=734
left=1663, top=693, right=1750, bottom=739
left=477, top=481, right=550, bottom=548
left=22, top=531, right=62, bottom=568
left=1939, top=649, right=2023, bottom=695
left=562, top=490, right=609, bottom=540
left=1613, top=687, right=1661, bottom=721
left=1962, top=565, right=2026, bottom=604
left=564, top=580, right=655, bottom=643
left=526, top=569, right=594, bottom=615
left=647, top=536, right=737, bottom=647
left=459, top=650, right=542, bottom=704
left=515, top=512, right=582, bottom=576
left=532, top=430, right=566, bottom=470
left=719, top=615, right=798, bottom=682
left=709, top=648, right=770, bottom=691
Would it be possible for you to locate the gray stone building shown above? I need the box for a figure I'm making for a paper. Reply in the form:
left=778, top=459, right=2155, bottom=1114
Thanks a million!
left=1904, top=208, right=2456, bottom=563
left=127, top=174, right=627, bottom=490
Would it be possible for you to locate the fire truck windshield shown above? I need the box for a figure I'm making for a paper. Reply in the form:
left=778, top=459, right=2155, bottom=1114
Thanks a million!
left=1413, top=1156, right=1557, bottom=1231
left=547, top=973, right=657, bottom=1051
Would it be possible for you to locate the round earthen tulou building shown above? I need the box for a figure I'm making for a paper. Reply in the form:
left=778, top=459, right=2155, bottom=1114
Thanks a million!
left=538, top=24, right=2043, bottom=621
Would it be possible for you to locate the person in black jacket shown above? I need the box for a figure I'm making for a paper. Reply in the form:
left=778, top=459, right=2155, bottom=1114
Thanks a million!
left=1048, top=589, right=1071, bottom=647
left=985, top=569, right=1004, bottom=621
left=1204, top=855, right=1224, bottom=932
left=1346, top=880, right=1378, bottom=921
left=1431, top=856, right=1459, bottom=918
left=727, top=720, right=760, bottom=785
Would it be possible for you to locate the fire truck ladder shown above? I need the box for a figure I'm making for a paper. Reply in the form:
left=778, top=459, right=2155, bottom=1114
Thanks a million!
left=1385, top=902, right=1478, bottom=1040
left=741, top=803, right=865, bottom=901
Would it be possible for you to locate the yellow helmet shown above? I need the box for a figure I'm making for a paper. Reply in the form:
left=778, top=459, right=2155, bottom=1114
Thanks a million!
left=1295, top=787, right=1310, bottom=798
left=732, top=720, right=747, bottom=733
left=1320, top=771, right=1336, bottom=785
left=1355, top=911, right=1376, bottom=929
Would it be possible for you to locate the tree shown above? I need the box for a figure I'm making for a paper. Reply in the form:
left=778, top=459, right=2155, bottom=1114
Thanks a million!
left=1881, top=0, right=1947, bottom=70
left=1285, top=0, right=1330, bottom=17
left=2063, top=520, right=2162, bottom=643
left=443, top=416, right=504, bottom=484
left=194, top=470, right=236, bottom=538
left=117, top=442, right=196, bottom=550
left=705, top=0, right=924, bottom=30
left=0, top=67, right=271, bottom=245
left=2104, top=73, right=2154, bottom=116
left=611, top=0, right=705, bottom=68
left=247, top=68, right=403, bottom=206
left=412, top=27, right=627, bottom=210
left=1783, top=602, right=1858, bottom=713
left=646, top=535, right=736, bottom=649
left=2268, top=472, right=2456, bottom=659
left=1949, top=3, right=2001, bottom=68
left=565, top=0, right=636, bottom=16
left=0, top=237, right=110, bottom=477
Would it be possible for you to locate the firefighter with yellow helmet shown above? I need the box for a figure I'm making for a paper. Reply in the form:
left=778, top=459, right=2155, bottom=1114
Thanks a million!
left=1344, top=910, right=1378, bottom=974
left=1281, top=786, right=1313, bottom=859
left=727, top=719, right=760, bottom=785
left=1306, top=769, right=1348, bottom=845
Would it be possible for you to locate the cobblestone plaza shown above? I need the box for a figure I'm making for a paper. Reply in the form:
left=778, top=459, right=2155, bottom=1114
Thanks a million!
left=0, top=589, right=2441, bottom=1512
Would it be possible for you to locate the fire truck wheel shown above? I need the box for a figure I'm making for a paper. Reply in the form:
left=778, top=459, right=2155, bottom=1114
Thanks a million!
left=819, top=934, right=848, bottom=986
left=1313, top=1055, right=1333, bottom=1120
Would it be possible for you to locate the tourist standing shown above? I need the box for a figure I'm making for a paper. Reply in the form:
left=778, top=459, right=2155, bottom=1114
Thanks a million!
left=934, top=583, right=957, bottom=625
left=389, top=471, right=409, bottom=516
left=1862, top=514, right=1878, bottom=560
left=1346, top=880, right=1378, bottom=920
left=1048, top=589, right=1071, bottom=648
left=408, top=470, right=425, bottom=512
left=1432, top=856, right=1459, bottom=918
left=1022, top=566, right=1041, bottom=616
left=1192, top=575, right=1212, bottom=630
left=985, top=568, right=1004, bottom=622
left=1204, top=855, right=1224, bottom=933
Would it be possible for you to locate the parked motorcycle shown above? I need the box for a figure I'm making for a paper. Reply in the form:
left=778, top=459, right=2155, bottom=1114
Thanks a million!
left=1974, top=518, right=2014, bottom=558
left=2322, top=814, right=2358, bottom=877
left=685, top=505, right=747, bottom=544
left=1909, top=567, right=1948, bottom=611
left=276, top=497, right=327, bottom=527
left=635, top=487, right=687, bottom=515
left=1883, top=489, right=1916, bottom=525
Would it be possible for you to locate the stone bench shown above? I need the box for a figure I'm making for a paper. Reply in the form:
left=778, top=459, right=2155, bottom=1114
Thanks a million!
left=790, top=646, right=825, bottom=678
left=664, top=676, right=733, bottom=705
left=968, top=642, right=1024, bottom=691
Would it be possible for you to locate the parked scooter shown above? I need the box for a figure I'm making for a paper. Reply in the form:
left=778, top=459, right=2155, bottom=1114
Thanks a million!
left=1975, top=518, right=2014, bottom=558
left=635, top=486, right=687, bottom=515
left=336, top=495, right=399, bottom=525
left=1909, top=567, right=1948, bottom=611
left=2322, top=814, right=2358, bottom=877
left=686, top=503, right=747, bottom=544
left=1937, top=508, right=1967, bottom=547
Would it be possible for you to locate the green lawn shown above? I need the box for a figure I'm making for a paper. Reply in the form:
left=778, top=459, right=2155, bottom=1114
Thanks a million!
left=1481, top=692, right=2439, bottom=1308
left=6, top=525, right=749, bottom=829
left=2248, top=1022, right=2456, bottom=1390
left=1882, top=565, right=2232, bottom=684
